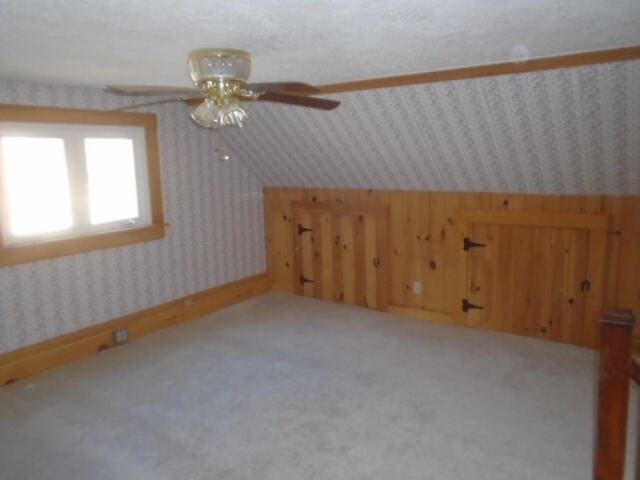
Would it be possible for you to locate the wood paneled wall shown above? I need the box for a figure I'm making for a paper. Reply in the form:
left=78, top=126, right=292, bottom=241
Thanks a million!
left=264, top=187, right=640, bottom=347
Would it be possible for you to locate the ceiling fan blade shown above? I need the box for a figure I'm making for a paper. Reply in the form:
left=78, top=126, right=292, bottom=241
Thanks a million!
left=256, top=92, right=340, bottom=110
left=110, top=96, right=204, bottom=111
left=246, top=82, right=320, bottom=94
left=106, top=85, right=200, bottom=96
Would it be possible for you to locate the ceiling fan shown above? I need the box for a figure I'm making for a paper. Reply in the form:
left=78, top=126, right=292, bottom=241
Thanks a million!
left=106, top=48, right=340, bottom=129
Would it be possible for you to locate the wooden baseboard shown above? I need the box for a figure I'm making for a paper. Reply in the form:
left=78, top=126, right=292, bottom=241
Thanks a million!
left=0, top=273, right=270, bottom=386
left=386, top=304, right=453, bottom=325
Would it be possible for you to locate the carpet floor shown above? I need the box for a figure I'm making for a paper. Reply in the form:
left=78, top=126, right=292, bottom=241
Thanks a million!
left=0, top=292, right=634, bottom=479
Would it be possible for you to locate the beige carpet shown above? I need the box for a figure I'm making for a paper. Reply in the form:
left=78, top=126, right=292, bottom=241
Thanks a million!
left=0, top=292, right=630, bottom=479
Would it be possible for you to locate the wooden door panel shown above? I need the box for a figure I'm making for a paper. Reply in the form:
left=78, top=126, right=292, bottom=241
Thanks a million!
left=319, top=213, right=334, bottom=301
left=300, top=212, right=315, bottom=297
left=364, top=215, right=378, bottom=309
left=311, top=214, right=323, bottom=299
left=292, top=204, right=390, bottom=311
left=340, top=214, right=355, bottom=304
left=560, top=230, right=589, bottom=345
left=353, top=214, right=367, bottom=307
left=462, top=211, right=607, bottom=347
left=375, top=214, right=390, bottom=311
left=331, top=214, right=344, bottom=303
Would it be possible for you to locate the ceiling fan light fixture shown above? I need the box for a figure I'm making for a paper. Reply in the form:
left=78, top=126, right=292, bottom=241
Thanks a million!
left=190, top=98, right=249, bottom=129
left=187, top=48, right=251, bottom=84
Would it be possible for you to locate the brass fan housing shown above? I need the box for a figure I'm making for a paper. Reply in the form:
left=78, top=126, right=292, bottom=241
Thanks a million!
left=187, top=49, right=261, bottom=107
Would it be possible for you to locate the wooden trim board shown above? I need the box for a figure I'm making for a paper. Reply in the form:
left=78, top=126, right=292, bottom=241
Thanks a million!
left=456, top=209, right=610, bottom=230
left=317, top=45, right=640, bottom=94
left=0, top=273, right=270, bottom=386
left=292, top=201, right=389, bottom=218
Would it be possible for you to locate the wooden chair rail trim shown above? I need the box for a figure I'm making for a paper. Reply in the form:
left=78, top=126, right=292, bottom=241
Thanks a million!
left=0, top=273, right=270, bottom=385
left=292, top=201, right=390, bottom=218
left=317, top=45, right=640, bottom=94
left=455, top=209, right=610, bottom=230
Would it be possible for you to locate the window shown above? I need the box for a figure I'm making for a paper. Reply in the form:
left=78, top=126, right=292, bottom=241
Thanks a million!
left=0, top=105, right=164, bottom=266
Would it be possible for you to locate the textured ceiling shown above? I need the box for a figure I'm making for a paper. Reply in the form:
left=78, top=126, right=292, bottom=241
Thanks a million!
left=0, top=0, right=639, bottom=87
left=223, top=60, right=640, bottom=195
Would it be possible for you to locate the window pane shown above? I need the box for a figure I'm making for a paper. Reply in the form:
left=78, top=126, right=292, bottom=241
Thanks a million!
left=85, top=138, right=139, bottom=225
left=1, top=137, right=73, bottom=236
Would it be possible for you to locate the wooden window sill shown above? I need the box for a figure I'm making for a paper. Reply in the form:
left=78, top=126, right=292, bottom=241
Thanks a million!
left=0, top=224, right=165, bottom=267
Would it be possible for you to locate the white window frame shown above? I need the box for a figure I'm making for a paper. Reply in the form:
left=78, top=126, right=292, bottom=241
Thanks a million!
left=0, top=104, right=165, bottom=267
left=0, top=122, right=152, bottom=246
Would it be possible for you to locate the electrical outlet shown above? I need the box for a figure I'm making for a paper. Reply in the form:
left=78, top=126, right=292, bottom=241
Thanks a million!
left=112, top=327, right=129, bottom=345
left=413, top=280, right=422, bottom=295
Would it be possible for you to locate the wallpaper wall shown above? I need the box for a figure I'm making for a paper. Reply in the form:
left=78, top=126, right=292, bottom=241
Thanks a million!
left=0, top=79, right=265, bottom=354
left=225, top=59, right=640, bottom=195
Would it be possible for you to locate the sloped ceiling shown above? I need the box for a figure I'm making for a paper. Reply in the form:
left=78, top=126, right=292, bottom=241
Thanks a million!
left=0, top=0, right=639, bottom=87
left=224, top=60, right=640, bottom=195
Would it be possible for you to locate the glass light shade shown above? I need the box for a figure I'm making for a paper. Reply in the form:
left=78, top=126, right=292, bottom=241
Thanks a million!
left=187, top=49, right=251, bottom=84
left=190, top=99, right=249, bottom=129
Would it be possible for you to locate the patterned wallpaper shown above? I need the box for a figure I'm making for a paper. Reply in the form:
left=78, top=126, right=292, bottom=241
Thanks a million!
left=225, top=60, right=640, bottom=195
left=1, top=59, right=638, bottom=352
left=0, top=79, right=265, bottom=354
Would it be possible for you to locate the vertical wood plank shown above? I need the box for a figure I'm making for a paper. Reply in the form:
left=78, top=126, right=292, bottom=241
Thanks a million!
left=529, top=228, right=554, bottom=341
left=332, top=214, right=344, bottom=303
left=429, top=192, right=447, bottom=312
left=493, top=225, right=514, bottom=333
left=402, top=193, right=419, bottom=307
left=292, top=209, right=304, bottom=296
left=561, top=229, right=588, bottom=344
left=353, top=214, right=367, bottom=306
left=320, top=213, right=333, bottom=301
left=311, top=213, right=323, bottom=299
left=467, top=223, right=490, bottom=328
left=389, top=193, right=405, bottom=307
left=583, top=227, right=609, bottom=348
left=263, top=189, right=275, bottom=284
left=364, top=216, right=378, bottom=309
left=444, top=193, right=463, bottom=316
left=341, top=215, right=355, bottom=305
left=376, top=214, right=391, bottom=311
left=547, top=228, right=567, bottom=342
left=509, top=226, right=534, bottom=337
left=300, top=212, right=314, bottom=297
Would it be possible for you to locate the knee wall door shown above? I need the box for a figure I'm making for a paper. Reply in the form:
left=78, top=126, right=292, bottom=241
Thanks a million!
left=456, top=210, right=609, bottom=348
left=292, top=202, right=390, bottom=310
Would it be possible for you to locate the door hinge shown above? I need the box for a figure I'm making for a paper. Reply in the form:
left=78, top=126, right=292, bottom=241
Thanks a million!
left=463, top=237, right=486, bottom=251
left=298, top=224, right=313, bottom=235
left=373, top=257, right=381, bottom=268
left=299, top=274, right=315, bottom=285
left=462, top=298, right=484, bottom=312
